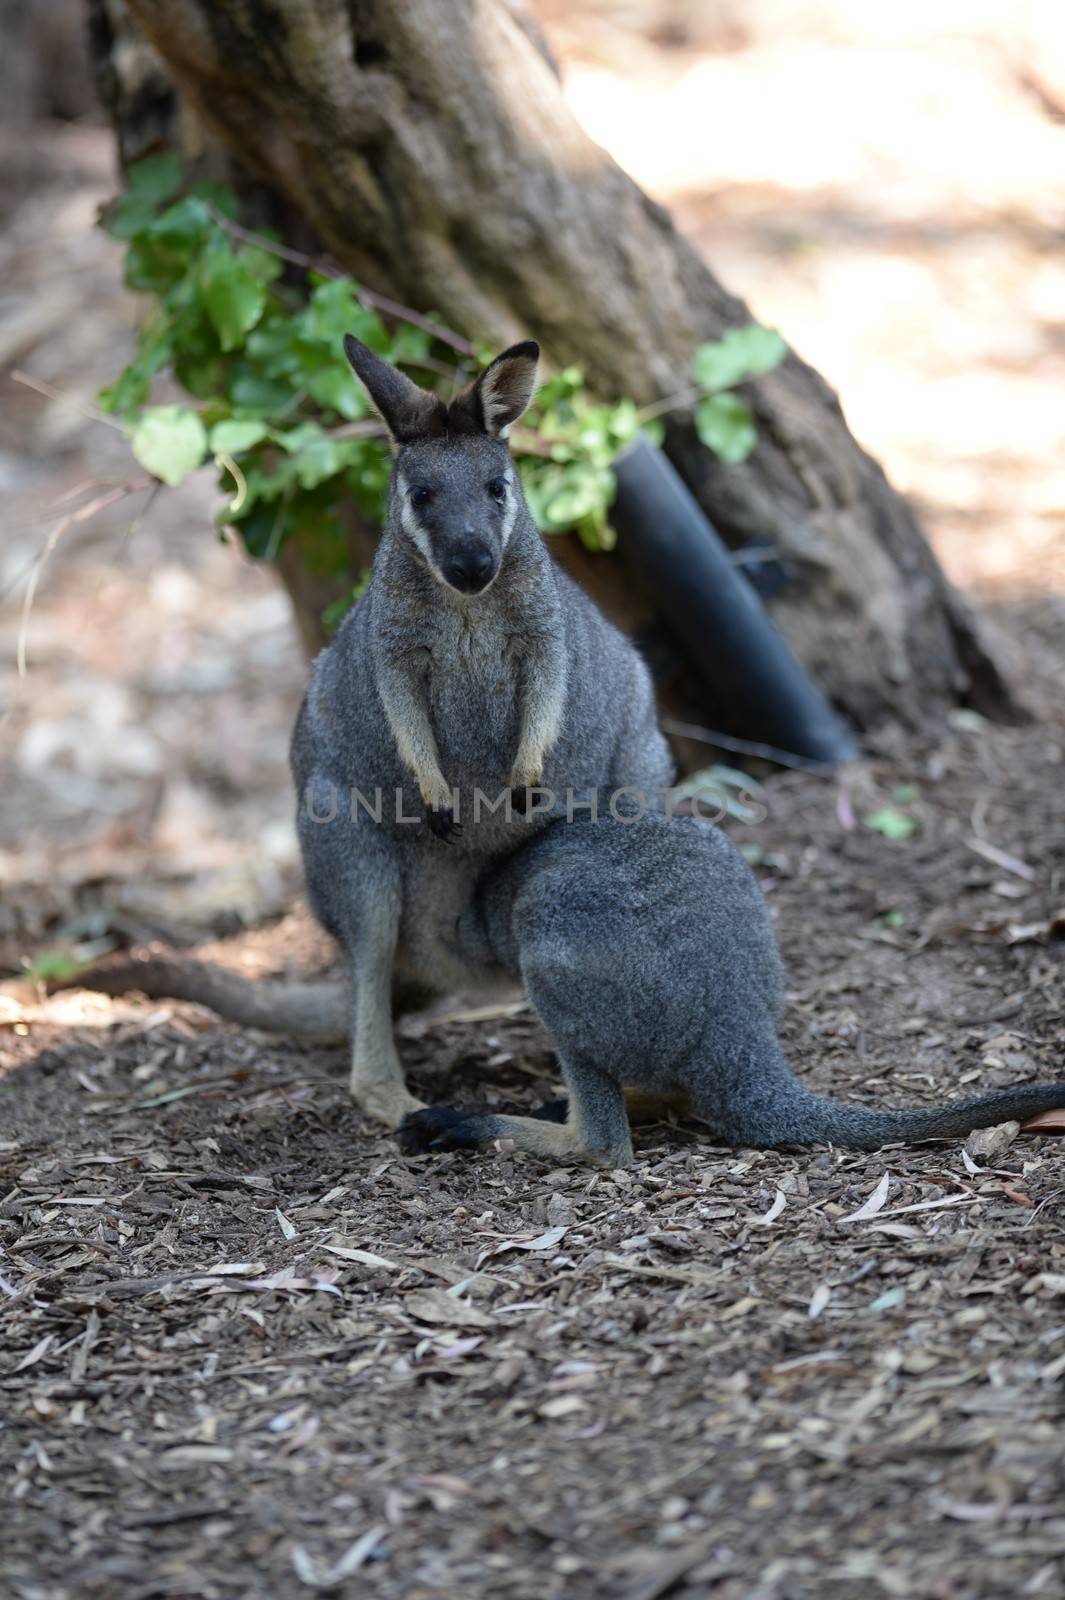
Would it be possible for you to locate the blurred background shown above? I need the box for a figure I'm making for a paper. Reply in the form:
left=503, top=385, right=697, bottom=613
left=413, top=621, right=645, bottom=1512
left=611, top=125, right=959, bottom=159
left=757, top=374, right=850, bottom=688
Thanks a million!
left=2, top=0, right=1063, bottom=964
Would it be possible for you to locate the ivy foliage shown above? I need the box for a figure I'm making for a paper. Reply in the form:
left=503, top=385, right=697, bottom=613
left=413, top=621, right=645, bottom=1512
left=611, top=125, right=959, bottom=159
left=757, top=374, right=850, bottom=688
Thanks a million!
left=99, top=156, right=786, bottom=620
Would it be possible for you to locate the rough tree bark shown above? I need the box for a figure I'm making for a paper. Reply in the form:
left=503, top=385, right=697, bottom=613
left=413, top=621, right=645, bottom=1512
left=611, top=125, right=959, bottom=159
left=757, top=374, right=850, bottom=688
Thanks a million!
left=92, top=0, right=1016, bottom=731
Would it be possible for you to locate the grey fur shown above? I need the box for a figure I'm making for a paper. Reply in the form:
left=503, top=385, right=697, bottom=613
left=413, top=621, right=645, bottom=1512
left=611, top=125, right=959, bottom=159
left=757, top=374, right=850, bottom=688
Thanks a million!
left=54, top=954, right=351, bottom=1043
left=399, top=811, right=1065, bottom=1165
left=290, top=339, right=673, bottom=1124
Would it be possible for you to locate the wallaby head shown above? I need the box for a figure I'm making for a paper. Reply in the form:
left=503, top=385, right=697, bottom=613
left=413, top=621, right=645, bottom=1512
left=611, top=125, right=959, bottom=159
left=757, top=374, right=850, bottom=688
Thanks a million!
left=343, top=335, right=540, bottom=597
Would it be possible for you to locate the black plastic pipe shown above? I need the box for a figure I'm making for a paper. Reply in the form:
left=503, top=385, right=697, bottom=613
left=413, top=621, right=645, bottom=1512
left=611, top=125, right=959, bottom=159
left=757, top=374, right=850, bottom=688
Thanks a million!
left=611, top=437, right=857, bottom=768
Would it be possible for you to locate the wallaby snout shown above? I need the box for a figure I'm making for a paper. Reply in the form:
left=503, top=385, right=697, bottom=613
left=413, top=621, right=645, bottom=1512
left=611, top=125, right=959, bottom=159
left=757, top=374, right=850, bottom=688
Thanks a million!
left=441, top=539, right=498, bottom=595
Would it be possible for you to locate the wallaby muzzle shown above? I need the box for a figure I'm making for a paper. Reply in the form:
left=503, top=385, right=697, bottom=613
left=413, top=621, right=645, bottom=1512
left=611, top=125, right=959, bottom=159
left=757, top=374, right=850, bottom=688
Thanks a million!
left=439, top=540, right=498, bottom=595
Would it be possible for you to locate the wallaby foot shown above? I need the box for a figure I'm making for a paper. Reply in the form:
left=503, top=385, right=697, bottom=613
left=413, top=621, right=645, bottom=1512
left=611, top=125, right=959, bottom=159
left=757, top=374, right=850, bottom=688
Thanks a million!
left=356, top=1078, right=426, bottom=1129
left=398, top=1081, right=634, bottom=1168
left=349, top=1025, right=421, bottom=1129
left=424, top=803, right=461, bottom=843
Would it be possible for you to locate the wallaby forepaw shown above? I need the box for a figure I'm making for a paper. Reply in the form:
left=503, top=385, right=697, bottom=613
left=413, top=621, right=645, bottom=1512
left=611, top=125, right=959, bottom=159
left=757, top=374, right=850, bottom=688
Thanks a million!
left=398, top=1104, right=477, bottom=1155
left=424, top=803, right=461, bottom=843
left=509, top=785, right=533, bottom=815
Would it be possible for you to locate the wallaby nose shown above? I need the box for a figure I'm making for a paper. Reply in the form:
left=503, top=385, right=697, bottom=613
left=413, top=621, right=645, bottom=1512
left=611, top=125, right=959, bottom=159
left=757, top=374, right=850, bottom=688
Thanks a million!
left=441, top=543, right=496, bottom=595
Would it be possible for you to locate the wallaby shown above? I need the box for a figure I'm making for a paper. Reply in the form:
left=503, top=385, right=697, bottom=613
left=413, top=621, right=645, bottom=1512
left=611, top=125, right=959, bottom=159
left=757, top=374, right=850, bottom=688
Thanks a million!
left=287, top=337, right=673, bottom=1127
left=397, top=809, right=1065, bottom=1166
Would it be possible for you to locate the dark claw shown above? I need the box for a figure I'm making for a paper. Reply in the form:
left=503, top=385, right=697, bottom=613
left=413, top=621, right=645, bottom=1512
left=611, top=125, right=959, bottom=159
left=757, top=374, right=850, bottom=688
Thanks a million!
left=425, top=804, right=461, bottom=843
left=509, top=786, right=532, bottom=816
left=398, top=1103, right=474, bottom=1155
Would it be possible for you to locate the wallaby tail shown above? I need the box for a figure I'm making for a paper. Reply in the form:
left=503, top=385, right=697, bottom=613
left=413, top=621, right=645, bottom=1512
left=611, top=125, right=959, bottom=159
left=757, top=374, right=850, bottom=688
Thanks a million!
left=783, top=1081, right=1065, bottom=1150
left=54, top=955, right=349, bottom=1043
left=700, top=1045, right=1065, bottom=1151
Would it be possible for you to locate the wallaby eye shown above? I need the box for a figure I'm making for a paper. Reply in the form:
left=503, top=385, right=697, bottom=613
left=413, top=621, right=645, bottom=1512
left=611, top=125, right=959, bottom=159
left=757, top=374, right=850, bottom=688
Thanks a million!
left=486, top=477, right=507, bottom=502
left=409, top=485, right=433, bottom=508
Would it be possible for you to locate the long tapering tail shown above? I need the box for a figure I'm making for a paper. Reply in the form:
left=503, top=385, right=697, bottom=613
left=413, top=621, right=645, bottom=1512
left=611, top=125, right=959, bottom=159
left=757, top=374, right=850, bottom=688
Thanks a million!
left=55, top=955, right=350, bottom=1043
left=788, top=1082, right=1065, bottom=1149
left=718, top=1052, right=1065, bottom=1150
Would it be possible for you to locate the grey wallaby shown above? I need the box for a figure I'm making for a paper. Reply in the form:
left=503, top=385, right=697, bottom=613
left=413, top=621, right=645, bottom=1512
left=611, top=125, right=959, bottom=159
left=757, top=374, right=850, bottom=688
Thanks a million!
left=68, top=807, right=1065, bottom=1165
left=287, top=335, right=673, bottom=1126
left=396, top=808, right=1065, bottom=1167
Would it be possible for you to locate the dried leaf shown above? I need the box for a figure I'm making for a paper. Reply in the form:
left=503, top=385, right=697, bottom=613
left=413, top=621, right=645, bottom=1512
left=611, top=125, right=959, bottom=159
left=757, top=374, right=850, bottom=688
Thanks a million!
left=757, top=1189, right=786, bottom=1225
left=14, top=1334, right=54, bottom=1371
left=876, top=1193, right=975, bottom=1218
left=808, top=1284, right=831, bottom=1319
left=405, top=1288, right=495, bottom=1329
left=840, top=1172, right=891, bottom=1222
left=476, top=1225, right=567, bottom=1266
left=964, top=1121, right=1020, bottom=1165
left=538, top=1395, right=587, bottom=1419
left=275, top=1206, right=297, bottom=1241
left=868, top=1287, right=906, bottom=1312
left=1022, top=1273, right=1065, bottom=1296
left=291, top=1526, right=385, bottom=1588
left=965, top=836, right=1036, bottom=881
left=323, top=1246, right=399, bottom=1270
left=1022, top=1108, right=1065, bottom=1134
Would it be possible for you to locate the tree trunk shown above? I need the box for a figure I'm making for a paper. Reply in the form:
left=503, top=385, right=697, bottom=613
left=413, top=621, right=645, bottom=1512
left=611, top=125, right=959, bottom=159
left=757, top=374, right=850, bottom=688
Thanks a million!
left=95, top=0, right=1017, bottom=729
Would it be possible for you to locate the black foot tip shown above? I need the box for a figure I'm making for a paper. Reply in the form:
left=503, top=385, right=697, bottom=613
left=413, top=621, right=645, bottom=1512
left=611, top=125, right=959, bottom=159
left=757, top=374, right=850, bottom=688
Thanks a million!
left=399, top=1103, right=477, bottom=1155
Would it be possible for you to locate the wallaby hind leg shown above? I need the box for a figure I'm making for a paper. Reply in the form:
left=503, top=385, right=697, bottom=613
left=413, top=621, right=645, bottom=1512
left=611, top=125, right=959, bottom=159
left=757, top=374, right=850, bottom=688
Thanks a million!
left=398, top=1059, right=633, bottom=1168
left=345, top=863, right=424, bottom=1129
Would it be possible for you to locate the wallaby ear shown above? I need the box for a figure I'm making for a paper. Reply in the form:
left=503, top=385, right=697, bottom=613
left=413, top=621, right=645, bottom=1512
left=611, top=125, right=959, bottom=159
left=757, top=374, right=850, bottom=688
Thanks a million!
left=474, top=341, right=540, bottom=437
left=343, top=334, right=442, bottom=443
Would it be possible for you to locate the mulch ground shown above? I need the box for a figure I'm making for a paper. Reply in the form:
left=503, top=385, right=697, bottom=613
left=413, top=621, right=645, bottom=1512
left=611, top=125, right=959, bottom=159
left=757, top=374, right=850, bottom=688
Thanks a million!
left=3, top=709, right=1065, bottom=1600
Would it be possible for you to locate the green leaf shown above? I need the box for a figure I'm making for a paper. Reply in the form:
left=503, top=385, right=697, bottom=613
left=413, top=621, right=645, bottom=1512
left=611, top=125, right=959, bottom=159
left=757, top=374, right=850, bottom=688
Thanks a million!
left=104, top=155, right=184, bottom=241
left=542, top=465, right=614, bottom=530
left=201, top=247, right=267, bottom=351
left=305, top=279, right=387, bottom=349
left=22, top=948, right=90, bottom=984
left=863, top=807, right=918, bottom=841
left=238, top=244, right=285, bottom=285
left=152, top=195, right=213, bottom=246
left=290, top=432, right=344, bottom=490
left=695, top=393, right=757, bottom=463
left=128, top=152, right=183, bottom=205
left=390, top=324, right=434, bottom=366
left=189, top=179, right=239, bottom=219
left=228, top=368, right=293, bottom=413
left=235, top=499, right=290, bottom=559
left=175, top=353, right=227, bottom=400
left=105, top=194, right=158, bottom=241
left=99, top=367, right=150, bottom=416
left=210, top=418, right=271, bottom=454
left=131, top=405, right=207, bottom=486
left=693, top=325, right=787, bottom=391
left=307, top=364, right=368, bottom=420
